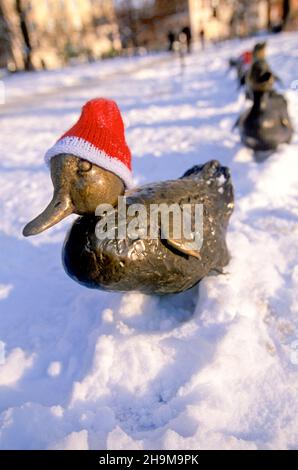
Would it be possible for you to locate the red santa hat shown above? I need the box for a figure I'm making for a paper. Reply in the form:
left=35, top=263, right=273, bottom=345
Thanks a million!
left=45, top=98, right=133, bottom=188
left=240, top=51, right=253, bottom=65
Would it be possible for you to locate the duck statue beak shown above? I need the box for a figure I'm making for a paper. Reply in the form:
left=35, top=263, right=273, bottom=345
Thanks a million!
left=23, top=190, right=73, bottom=237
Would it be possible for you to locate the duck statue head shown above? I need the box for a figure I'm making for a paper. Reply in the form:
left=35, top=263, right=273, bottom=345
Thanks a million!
left=23, top=154, right=125, bottom=236
left=23, top=98, right=234, bottom=295
left=23, top=99, right=129, bottom=236
left=252, top=41, right=267, bottom=61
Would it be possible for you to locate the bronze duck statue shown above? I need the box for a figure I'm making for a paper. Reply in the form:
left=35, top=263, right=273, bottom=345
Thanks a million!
left=23, top=99, right=234, bottom=295
left=245, top=43, right=274, bottom=99
left=230, top=42, right=267, bottom=91
left=236, top=57, right=293, bottom=153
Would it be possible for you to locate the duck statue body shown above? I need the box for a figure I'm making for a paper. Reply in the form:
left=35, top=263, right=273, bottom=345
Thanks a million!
left=23, top=99, right=234, bottom=295
left=238, top=90, right=293, bottom=152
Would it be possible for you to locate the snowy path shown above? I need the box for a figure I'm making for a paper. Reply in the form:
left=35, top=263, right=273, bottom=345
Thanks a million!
left=1, top=53, right=171, bottom=111
left=0, top=33, right=298, bottom=450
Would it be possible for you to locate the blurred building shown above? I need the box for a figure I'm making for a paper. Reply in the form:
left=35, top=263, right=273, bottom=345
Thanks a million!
left=228, top=0, right=298, bottom=37
left=0, top=0, right=121, bottom=71
left=115, top=0, right=190, bottom=50
left=115, top=0, right=234, bottom=49
left=116, top=0, right=298, bottom=50
left=189, top=0, right=233, bottom=41
left=188, top=0, right=298, bottom=42
left=1, top=0, right=298, bottom=71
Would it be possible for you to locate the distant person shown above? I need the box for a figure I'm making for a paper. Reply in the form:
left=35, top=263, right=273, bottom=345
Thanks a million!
left=40, top=58, right=47, bottom=70
left=177, top=32, right=188, bottom=73
left=199, top=28, right=205, bottom=50
left=167, top=30, right=175, bottom=52
left=181, top=26, right=192, bottom=53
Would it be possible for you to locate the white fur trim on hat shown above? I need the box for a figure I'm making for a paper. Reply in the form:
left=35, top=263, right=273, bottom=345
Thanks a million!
left=45, top=136, right=134, bottom=189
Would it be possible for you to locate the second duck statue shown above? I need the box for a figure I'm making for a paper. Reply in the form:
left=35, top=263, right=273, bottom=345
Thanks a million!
left=23, top=99, right=234, bottom=295
left=236, top=50, right=293, bottom=153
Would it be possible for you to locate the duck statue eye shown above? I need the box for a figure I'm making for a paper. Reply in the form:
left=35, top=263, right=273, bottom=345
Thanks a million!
left=78, top=160, right=92, bottom=173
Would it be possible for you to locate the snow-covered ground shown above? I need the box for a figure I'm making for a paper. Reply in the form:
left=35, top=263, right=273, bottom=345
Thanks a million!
left=0, top=33, right=298, bottom=450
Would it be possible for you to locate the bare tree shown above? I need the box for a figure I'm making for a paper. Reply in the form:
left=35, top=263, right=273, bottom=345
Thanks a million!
left=15, top=0, right=34, bottom=70
left=282, top=0, right=290, bottom=27
left=0, top=1, right=14, bottom=68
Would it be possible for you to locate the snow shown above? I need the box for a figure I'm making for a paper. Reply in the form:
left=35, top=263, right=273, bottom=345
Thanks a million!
left=49, top=430, right=89, bottom=451
left=0, top=348, right=35, bottom=387
left=47, top=361, right=62, bottom=377
left=0, top=33, right=298, bottom=450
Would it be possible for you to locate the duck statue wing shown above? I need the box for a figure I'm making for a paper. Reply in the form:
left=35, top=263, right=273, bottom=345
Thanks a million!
left=124, top=160, right=233, bottom=259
